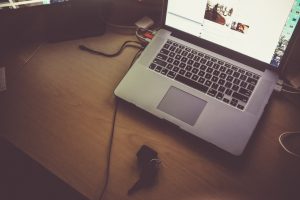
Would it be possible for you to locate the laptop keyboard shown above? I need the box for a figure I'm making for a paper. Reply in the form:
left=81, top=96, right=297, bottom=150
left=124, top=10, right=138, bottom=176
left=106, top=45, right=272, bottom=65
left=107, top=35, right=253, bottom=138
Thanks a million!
left=149, top=40, right=261, bottom=111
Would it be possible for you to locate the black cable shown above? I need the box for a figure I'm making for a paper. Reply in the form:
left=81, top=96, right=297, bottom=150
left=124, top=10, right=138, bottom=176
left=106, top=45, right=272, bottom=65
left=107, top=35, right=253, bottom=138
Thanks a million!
left=98, top=49, right=143, bottom=200
left=79, top=41, right=143, bottom=57
left=98, top=98, right=119, bottom=200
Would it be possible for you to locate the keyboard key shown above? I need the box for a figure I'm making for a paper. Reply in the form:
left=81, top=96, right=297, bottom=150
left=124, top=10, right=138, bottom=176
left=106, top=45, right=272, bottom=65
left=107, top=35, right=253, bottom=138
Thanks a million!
left=218, top=60, right=224, bottom=65
left=173, top=60, right=180, bottom=66
left=232, top=85, right=239, bottom=91
left=226, top=76, right=234, bottom=82
left=166, top=64, right=173, bottom=70
left=167, top=71, right=176, bottom=78
left=193, top=56, right=200, bottom=62
left=233, top=78, right=241, bottom=85
left=161, top=68, right=169, bottom=75
left=205, top=73, right=212, bottom=80
left=253, top=74, right=260, bottom=80
left=163, top=44, right=170, bottom=49
left=239, top=88, right=252, bottom=97
left=175, top=48, right=182, bottom=54
left=187, top=53, right=194, bottom=59
left=247, top=77, right=258, bottom=85
left=167, top=57, right=174, bottom=63
left=213, top=63, right=220, bottom=69
left=185, top=72, right=192, bottom=78
left=206, top=67, right=213, bottom=73
left=191, top=74, right=199, bottom=81
left=211, top=76, right=218, bottom=82
left=154, top=59, right=167, bottom=67
left=230, top=99, right=238, bottom=106
left=200, top=65, right=207, bottom=70
left=225, top=89, right=233, bottom=96
left=200, top=58, right=207, bottom=64
left=197, top=77, right=205, bottom=83
left=185, top=65, right=192, bottom=71
left=205, top=80, right=212, bottom=87
left=219, top=73, right=226, bottom=79
left=212, top=83, right=219, bottom=89
left=181, top=57, right=188, bottom=63
left=213, top=70, right=220, bottom=76
left=175, top=75, right=209, bottom=93
left=156, top=53, right=168, bottom=60
left=247, top=84, right=255, bottom=91
left=204, top=55, right=211, bottom=60
left=208, top=89, right=217, bottom=97
left=225, top=63, right=231, bottom=68
left=226, top=69, right=234, bottom=75
left=187, top=59, right=194, bottom=65
left=179, top=69, right=186, bottom=75
left=238, top=69, right=245, bottom=74
left=155, top=66, right=162, bottom=72
left=225, top=82, right=232, bottom=88
left=192, top=68, right=199, bottom=74
left=218, top=79, right=225, bottom=85
left=206, top=61, right=213, bottom=67
left=240, top=74, right=247, bottom=81
left=179, top=63, right=186, bottom=68
left=169, top=46, right=176, bottom=52
left=211, top=58, right=217, bottom=62
left=218, top=86, right=226, bottom=92
left=149, top=63, right=156, bottom=70
left=232, top=92, right=249, bottom=103
left=233, top=72, right=240, bottom=78
left=240, top=81, right=247, bottom=88
left=182, top=51, right=188, bottom=56
left=220, top=66, right=227, bottom=72
left=216, top=92, right=224, bottom=100
left=175, top=55, right=182, bottom=60
left=160, top=49, right=170, bottom=55
left=172, top=66, right=180, bottom=72
left=198, top=70, right=205, bottom=77
left=193, top=62, right=200, bottom=68
left=237, top=104, right=245, bottom=110
left=223, top=98, right=230, bottom=103
left=169, top=52, right=175, bottom=57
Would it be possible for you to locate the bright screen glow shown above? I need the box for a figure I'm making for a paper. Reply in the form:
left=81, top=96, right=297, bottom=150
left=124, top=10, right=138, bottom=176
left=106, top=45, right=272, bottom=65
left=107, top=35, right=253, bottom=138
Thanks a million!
left=166, top=0, right=300, bottom=68
left=0, top=0, right=68, bottom=9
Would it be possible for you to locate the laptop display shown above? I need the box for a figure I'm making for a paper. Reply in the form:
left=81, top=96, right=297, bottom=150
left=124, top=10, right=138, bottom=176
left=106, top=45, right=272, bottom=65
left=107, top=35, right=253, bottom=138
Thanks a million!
left=165, top=0, right=300, bottom=68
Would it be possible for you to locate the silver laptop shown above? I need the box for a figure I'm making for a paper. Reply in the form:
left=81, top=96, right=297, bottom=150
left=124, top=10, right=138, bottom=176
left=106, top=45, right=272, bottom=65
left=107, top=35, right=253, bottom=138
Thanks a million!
left=115, top=0, right=300, bottom=155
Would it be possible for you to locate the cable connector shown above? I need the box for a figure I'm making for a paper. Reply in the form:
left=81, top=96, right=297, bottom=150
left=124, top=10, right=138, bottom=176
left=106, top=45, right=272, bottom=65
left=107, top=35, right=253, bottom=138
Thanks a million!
left=274, top=79, right=284, bottom=93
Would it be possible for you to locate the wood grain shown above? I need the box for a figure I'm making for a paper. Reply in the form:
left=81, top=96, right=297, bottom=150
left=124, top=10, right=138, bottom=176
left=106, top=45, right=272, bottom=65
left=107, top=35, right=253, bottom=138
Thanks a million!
left=1, top=30, right=300, bottom=200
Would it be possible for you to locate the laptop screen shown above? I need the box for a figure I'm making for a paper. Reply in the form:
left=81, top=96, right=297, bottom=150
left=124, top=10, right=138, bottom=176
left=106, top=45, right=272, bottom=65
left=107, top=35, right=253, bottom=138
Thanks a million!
left=165, top=0, right=300, bottom=68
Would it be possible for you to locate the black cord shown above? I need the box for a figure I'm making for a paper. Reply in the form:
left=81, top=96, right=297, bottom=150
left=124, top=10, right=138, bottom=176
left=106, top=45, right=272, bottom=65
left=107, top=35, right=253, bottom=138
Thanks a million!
left=98, top=98, right=119, bottom=200
left=98, top=49, right=143, bottom=200
left=79, top=41, right=143, bottom=57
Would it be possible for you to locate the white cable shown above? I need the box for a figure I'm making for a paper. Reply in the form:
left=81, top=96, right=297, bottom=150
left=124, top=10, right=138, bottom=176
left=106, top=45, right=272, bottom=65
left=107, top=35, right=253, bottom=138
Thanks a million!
left=283, top=83, right=300, bottom=91
left=279, top=132, right=300, bottom=158
left=281, top=89, right=300, bottom=94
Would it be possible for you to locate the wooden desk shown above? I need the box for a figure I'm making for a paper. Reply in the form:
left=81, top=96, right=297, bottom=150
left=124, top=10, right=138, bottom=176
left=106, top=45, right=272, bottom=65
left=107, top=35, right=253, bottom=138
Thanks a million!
left=1, top=30, right=300, bottom=200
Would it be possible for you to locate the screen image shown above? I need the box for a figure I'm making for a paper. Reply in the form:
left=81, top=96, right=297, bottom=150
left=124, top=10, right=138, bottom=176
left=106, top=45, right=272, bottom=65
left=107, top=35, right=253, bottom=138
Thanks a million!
left=166, top=0, right=300, bottom=68
left=0, top=0, right=69, bottom=9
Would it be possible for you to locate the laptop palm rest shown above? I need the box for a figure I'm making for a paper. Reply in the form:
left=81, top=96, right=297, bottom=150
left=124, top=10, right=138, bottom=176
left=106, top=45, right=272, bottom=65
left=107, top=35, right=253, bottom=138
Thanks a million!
left=157, top=86, right=207, bottom=126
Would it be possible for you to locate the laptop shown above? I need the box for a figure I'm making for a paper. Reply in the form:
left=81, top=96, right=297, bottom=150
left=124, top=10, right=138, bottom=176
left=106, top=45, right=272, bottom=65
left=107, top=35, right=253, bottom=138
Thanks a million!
left=115, top=0, right=300, bottom=155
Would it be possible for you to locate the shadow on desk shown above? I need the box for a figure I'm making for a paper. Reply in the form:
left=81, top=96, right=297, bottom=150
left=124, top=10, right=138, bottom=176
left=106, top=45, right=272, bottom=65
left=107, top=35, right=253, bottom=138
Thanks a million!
left=0, top=137, right=88, bottom=200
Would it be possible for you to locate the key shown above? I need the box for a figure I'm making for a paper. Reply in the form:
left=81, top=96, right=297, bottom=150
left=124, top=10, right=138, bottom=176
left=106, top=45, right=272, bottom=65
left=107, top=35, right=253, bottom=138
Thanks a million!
left=128, top=159, right=160, bottom=195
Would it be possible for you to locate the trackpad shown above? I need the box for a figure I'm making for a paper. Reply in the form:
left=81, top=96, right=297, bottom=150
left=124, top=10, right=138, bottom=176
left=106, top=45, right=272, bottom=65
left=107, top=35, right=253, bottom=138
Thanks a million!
left=157, top=87, right=207, bottom=126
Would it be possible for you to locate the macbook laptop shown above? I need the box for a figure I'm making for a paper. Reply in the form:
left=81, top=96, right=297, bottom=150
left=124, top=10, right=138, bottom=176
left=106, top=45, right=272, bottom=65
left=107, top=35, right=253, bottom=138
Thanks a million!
left=115, top=0, right=300, bottom=155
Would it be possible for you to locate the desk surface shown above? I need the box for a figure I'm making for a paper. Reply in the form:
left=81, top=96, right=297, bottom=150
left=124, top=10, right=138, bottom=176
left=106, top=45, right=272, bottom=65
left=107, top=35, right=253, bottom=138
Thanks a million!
left=1, top=30, right=300, bottom=200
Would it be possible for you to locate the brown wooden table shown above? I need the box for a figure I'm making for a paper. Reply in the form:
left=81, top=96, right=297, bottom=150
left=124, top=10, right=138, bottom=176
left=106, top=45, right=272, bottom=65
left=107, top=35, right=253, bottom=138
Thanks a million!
left=1, top=30, right=300, bottom=200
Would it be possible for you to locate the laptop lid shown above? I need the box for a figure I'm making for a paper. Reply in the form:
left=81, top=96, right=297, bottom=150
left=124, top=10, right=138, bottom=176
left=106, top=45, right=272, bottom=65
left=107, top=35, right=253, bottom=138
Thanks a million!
left=162, top=0, right=300, bottom=72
